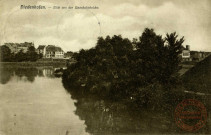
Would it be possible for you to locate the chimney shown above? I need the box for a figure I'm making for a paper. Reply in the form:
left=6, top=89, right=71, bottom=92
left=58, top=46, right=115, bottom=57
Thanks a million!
left=186, top=45, right=190, bottom=50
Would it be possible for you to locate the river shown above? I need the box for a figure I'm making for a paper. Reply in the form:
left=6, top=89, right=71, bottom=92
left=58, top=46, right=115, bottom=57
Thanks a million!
left=0, top=67, right=88, bottom=135
left=0, top=66, right=209, bottom=135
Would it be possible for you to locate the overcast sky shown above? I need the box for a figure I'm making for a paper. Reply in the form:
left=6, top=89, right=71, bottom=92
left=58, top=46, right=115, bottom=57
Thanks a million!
left=0, top=0, right=210, bottom=52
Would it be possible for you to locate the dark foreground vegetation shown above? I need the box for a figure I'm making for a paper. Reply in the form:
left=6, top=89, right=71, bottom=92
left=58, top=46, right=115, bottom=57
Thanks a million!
left=62, top=28, right=209, bottom=106
left=62, top=28, right=210, bottom=134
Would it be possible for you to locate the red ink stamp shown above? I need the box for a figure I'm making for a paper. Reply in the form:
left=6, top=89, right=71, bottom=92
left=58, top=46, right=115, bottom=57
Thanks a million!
left=175, top=99, right=207, bottom=132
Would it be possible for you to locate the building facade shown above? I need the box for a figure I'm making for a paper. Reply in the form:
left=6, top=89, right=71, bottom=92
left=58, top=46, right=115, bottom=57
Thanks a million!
left=4, top=42, right=34, bottom=53
left=191, top=51, right=211, bottom=61
left=181, top=45, right=211, bottom=62
left=181, top=45, right=191, bottom=61
left=37, top=45, right=64, bottom=58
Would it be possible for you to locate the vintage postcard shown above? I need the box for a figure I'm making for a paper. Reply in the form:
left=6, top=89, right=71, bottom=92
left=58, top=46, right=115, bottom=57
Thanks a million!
left=0, top=0, right=210, bottom=135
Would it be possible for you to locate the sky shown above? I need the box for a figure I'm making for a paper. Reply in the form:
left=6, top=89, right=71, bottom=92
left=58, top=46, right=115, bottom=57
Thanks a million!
left=0, top=0, right=210, bottom=52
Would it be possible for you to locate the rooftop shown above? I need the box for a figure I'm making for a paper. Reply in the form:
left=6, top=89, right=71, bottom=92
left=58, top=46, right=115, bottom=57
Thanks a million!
left=46, top=45, right=63, bottom=52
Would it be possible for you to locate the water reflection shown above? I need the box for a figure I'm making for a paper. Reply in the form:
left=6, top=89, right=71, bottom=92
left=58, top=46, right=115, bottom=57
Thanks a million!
left=0, top=66, right=88, bottom=135
left=0, top=67, right=58, bottom=84
left=62, top=85, right=174, bottom=134
left=0, top=68, right=13, bottom=84
left=1, top=66, right=209, bottom=134
left=62, top=79, right=210, bottom=134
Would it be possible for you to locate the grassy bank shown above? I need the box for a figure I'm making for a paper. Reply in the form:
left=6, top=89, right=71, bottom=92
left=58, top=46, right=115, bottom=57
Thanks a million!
left=182, top=55, right=211, bottom=94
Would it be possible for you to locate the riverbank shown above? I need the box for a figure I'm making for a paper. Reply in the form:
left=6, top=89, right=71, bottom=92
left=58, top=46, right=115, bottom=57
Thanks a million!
left=0, top=61, right=67, bottom=68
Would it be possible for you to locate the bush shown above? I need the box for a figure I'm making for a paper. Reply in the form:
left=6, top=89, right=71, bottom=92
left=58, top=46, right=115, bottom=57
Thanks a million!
left=62, top=28, right=184, bottom=108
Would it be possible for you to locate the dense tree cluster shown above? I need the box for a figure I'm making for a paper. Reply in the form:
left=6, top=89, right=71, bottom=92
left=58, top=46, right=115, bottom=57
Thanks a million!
left=0, top=46, right=42, bottom=62
left=63, top=28, right=184, bottom=108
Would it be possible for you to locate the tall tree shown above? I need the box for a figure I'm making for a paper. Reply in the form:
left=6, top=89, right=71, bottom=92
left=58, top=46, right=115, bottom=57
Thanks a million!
left=164, top=32, right=184, bottom=84
left=26, top=46, right=39, bottom=61
left=0, top=45, right=12, bottom=62
left=15, top=50, right=27, bottom=62
left=135, top=28, right=184, bottom=85
left=135, top=28, right=166, bottom=84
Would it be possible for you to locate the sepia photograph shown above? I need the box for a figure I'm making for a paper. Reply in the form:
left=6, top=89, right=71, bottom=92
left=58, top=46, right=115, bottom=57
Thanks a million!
left=0, top=0, right=210, bottom=135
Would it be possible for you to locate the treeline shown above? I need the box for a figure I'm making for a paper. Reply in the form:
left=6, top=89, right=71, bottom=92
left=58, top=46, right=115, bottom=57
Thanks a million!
left=0, top=46, right=42, bottom=62
left=62, top=28, right=185, bottom=110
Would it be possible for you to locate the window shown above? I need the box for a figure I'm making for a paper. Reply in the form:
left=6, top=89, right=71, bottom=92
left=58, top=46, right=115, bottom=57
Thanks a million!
left=183, top=52, right=190, bottom=56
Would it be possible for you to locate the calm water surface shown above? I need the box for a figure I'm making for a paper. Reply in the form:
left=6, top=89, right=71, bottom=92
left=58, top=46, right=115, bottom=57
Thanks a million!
left=0, top=67, right=209, bottom=135
left=0, top=67, right=88, bottom=135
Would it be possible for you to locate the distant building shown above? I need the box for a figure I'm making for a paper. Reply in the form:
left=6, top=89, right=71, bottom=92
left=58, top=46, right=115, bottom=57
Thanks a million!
left=181, top=45, right=211, bottom=62
left=4, top=42, right=34, bottom=53
left=45, top=45, right=64, bottom=58
left=190, top=51, right=211, bottom=62
left=36, top=45, right=64, bottom=58
left=181, top=45, right=191, bottom=61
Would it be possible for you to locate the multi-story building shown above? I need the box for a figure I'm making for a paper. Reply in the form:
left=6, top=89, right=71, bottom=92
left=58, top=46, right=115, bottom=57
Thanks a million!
left=4, top=42, right=34, bottom=53
left=37, top=45, right=64, bottom=58
left=181, top=45, right=211, bottom=62
left=181, top=45, right=191, bottom=61
left=191, top=51, right=211, bottom=61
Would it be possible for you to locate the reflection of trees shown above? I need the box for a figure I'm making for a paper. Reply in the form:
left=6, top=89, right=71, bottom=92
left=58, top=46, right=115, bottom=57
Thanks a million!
left=15, top=68, right=38, bottom=82
left=0, top=67, right=55, bottom=84
left=63, top=77, right=210, bottom=134
left=75, top=98, right=138, bottom=134
left=0, top=68, right=13, bottom=84
left=62, top=80, right=175, bottom=134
